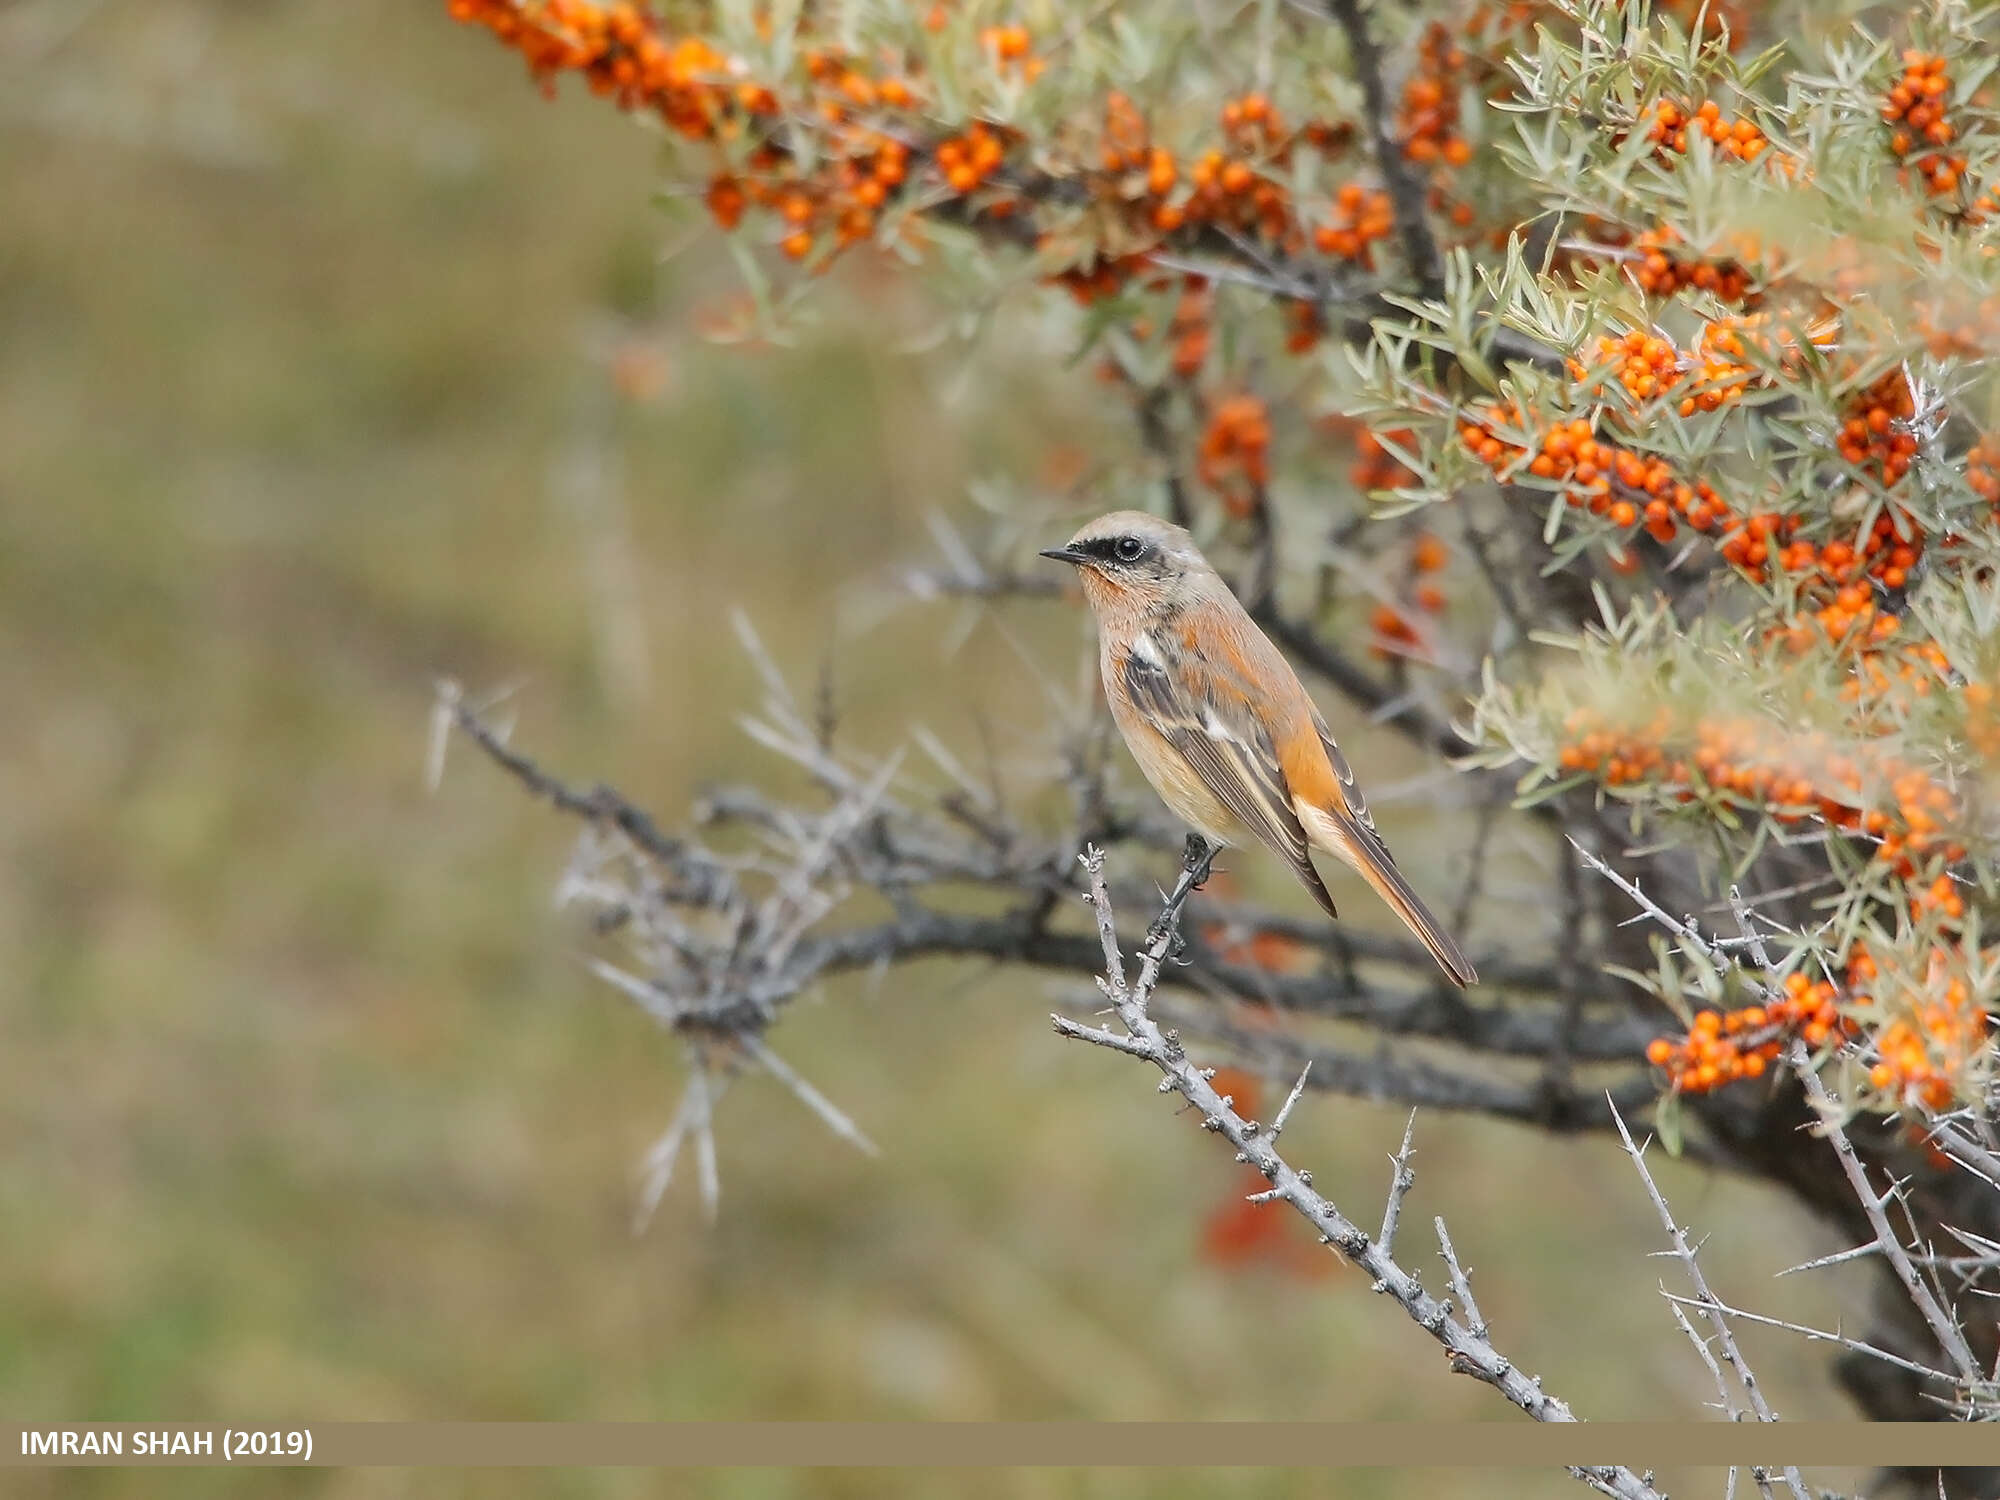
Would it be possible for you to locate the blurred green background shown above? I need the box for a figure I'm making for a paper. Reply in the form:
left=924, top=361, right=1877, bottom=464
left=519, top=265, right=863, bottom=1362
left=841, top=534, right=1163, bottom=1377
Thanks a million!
left=0, top=3, right=1878, bottom=1496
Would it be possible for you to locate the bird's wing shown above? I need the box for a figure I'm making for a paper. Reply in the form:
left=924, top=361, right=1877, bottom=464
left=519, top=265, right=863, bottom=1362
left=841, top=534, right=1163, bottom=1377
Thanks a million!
left=1306, top=720, right=1477, bottom=988
left=1120, top=641, right=1338, bottom=919
left=1313, top=720, right=1396, bottom=869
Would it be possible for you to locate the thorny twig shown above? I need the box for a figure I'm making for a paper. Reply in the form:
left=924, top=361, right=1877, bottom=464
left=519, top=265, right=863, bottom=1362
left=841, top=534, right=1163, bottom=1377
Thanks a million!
left=1574, top=843, right=1990, bottom=1406
left=1788, top=1036, right=1984, bottom=1388
left=1609, top=1103, right=1807, bottom=1500
left=1054, top=845, right=1668, bottom=1500
left=1379, top=1108, right=1419, bottom=1256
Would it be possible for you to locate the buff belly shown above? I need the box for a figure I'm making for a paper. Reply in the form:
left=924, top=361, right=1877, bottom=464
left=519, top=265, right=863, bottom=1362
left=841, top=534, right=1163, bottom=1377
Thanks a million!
left=1104, top=682, right=1247, bottom=847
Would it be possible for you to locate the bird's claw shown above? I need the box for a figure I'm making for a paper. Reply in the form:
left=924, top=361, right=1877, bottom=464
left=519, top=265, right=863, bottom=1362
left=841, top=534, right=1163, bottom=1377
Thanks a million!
left=1182, top=833, right=1215, bottom=886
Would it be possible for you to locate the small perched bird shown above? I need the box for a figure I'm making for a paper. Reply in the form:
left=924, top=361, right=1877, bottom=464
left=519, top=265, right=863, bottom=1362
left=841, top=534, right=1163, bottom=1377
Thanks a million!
left=1041, top=510, right=1476, bottom=987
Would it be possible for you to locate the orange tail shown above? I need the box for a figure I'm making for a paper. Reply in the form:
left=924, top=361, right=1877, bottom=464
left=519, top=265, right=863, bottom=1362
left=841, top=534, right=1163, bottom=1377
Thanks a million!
left=1348, top=842, right=1478, bottom=988
left=1296, top=800, right=1477, bottom=987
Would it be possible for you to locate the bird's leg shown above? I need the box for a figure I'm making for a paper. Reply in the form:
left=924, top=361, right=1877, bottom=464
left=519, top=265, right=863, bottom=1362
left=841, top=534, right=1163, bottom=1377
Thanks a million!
left=1183, top=832, right=1217, bottom=888
left=1145, top=834, right=1216, bottom=951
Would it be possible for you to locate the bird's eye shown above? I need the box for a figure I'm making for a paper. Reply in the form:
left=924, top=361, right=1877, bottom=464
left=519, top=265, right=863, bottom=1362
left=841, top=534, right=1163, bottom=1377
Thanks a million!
left=1113, top=536, right=1146, bottom=562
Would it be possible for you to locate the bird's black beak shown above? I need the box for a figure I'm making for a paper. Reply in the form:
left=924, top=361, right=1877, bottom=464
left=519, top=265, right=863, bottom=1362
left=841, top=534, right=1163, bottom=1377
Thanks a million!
left=1039, top=545, right=1088, bottom=565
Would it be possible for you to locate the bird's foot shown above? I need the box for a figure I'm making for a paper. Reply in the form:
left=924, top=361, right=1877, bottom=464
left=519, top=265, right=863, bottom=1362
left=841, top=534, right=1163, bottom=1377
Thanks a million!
left=1182, top=833, right=1217, bottom=888
left=1144, top=836, right=1216, bottom=951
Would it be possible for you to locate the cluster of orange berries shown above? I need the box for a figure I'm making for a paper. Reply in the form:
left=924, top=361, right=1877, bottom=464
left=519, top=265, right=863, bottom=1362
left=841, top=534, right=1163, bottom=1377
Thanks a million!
left=1314, top=181, right=1397, bottom=264
left=1570, top=328, right=1682, bottom=405
left=1859, top=947, right=1991, bottom=1111
left=1835, top=369, right=1919, bottom=485
left=1555, top=710, right=1965, bottom=875
left=1460, top=399, right=1921, bottom=613
left=1746, top=512, right=1926, bottom=655
left=447, top=0, right=1515, bottom=353
left=447, top=0, right=728, bottom=121
left=1651, top=944, right=1992, bottom=1110
left=1369, top=531, right=1450, bottom=658
left=1645, top=98, right=1768, bottom=163
left=1912, top=870, right=1967, bottom=923
left=1841, top=637, right=1954, bottom=715
left=1698, top=724, right=1962, bottom=874
left=934, top=120, right=1012, bottom=198
left=1461, top=407, right=1727, bottom=546
left=976, top=22, right=1041, bottom=77
left=1715, top=511, right=1811, bottom=587
left=450, top=0, right=984, bottom=268
left=1088, top=91, right=1383, bottom=274
left=1793, top=576, right=1898, bottom=652
left=1167, top=283, right=1213, bottom=378
left=1644, top=972, right=1853, bottom=1094
left=1686, top=311, right=1842, bottom=411
left=1463, top=318, right=1944, bottom=614
left=1099, top=91, right=1178, bottom=231
left=1197, top=395, right=1274, bottom=519
left=1572, top=317, right=1799, bottom=419
left=1871, top=1002, right=1974, bottom=1109
left=461, top=2, right=1364, bottom=285
left=1471, top=323, right=1785, bottom=545
left=1189, top=95, right=1351, bottom=249
left=1400, top=25, right=1475, bottom=171
left=1681, top=317, right=1771, bottom=413
left=1555, top=707, right=1673, bottom=785
left=1629, top=226, right=1757, bottom=305
left=717, top=128, right=917, bottom=258
left=1883, top=51, right=1967, bottom=197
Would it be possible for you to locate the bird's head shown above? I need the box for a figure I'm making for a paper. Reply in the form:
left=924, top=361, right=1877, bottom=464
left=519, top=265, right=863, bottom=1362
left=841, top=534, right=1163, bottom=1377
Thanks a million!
left=1038, top=510, right=1213, bottom=615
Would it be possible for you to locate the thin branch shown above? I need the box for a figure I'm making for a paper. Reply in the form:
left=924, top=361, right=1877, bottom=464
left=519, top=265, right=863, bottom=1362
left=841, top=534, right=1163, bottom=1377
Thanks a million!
left=1609, top=1103, right=1811, bottom=1500
left=1610, top=1103, right=1791, bottom=1421
left=739, top=1033, right=881, bottom=1159
left=1718, top=894, right=1980, bottom=1388
left=1658, top=1293, right=1962, bottom=1390
left=690, top=1062, right=721, bottom=1226
left=1379, top=1109, right=1419, bottom=1256
left=1435, top=1216, right=1488, bottom=1339
left=436, top=679, right=719, bottom=891
left=1269, top=1061, right=1313, bottom=1140
left=1057, top=847, right=1668, bottom=1500
left=1788, top=1038, right=1983, bottom=1386
left=1257, top=609, right=1475, bottom=759
left=1136, top=383, right=1193, bottom=529
left=1322, top=0, right=1446, bottom=300
left=1668, top=1301, right=1737, bottom=1420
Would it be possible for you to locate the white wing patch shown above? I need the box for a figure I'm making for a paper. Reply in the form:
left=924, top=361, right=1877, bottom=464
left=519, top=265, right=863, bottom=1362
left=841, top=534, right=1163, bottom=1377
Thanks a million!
left=1129, top=630, right=1166, bottom=668
left=1201, top=708, right=1243, bottom=743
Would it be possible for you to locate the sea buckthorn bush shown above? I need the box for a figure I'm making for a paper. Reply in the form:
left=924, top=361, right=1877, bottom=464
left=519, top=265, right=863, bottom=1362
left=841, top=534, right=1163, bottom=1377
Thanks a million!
left=449, top=0, right=2000, bottom=1426
left=448, top=0, right=2000, bottom=1139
